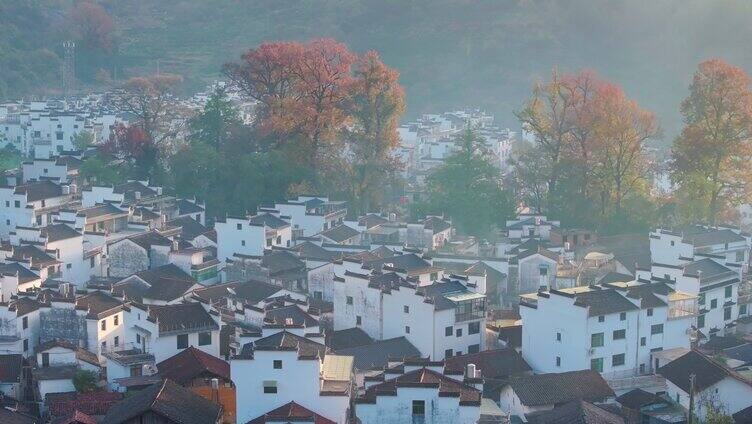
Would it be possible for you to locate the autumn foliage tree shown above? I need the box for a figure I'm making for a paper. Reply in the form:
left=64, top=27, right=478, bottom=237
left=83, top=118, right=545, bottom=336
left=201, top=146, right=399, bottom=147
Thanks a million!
left=112, top=74, right=183, bottom=144
left=225, top=39, right=405, bottom=210
left=65, top=2, right=116, bottom=82
left=104, top=123, right=158, bottom=179
left=671, top=59, right=752, bottom=223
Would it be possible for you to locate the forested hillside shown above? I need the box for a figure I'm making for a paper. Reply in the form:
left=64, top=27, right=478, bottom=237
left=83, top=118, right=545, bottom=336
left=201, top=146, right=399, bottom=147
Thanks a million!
left=5, top=0, right=752, bottom=136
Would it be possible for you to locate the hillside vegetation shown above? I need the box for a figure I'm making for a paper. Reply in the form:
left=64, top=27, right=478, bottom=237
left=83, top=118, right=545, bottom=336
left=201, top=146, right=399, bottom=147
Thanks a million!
left=5, top=0, right=752, bottom=135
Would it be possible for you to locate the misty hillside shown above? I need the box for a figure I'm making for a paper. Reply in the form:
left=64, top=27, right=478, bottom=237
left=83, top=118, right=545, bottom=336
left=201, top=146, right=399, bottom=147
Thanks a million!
left=6, top=0, right=752, bottom=137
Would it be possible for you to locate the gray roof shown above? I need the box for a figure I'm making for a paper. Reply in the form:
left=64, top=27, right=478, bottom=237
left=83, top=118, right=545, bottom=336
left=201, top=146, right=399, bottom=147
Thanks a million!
left=679, top=226, right=746, bottom=247
left=320, top=225, right=360, bottom=243
left=527, top=400, right=625, bottom=424
left=506, top=370, right=615, bottom=406
left=0, top=354, right=23, bottom=383
left=148, top=303, right=218, bottom=334
left=336, top=337, right=420, bottom=370
left=41, top=224, right=81, bottom=242
left=572, top=289, right=640, bottom=317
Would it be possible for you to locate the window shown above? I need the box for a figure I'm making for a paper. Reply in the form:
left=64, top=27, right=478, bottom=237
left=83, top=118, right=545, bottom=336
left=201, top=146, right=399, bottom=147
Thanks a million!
left=273, top=360, right=282, bottom=369
left=613, top=329, right=626, bottom=340
left=22, top=316, right=27, bottom=329
left=590, top=358, right=603, bottom=372
left=430, top=272, right=438, bottom=281
left=699, top=293, right=706, bottom=305
left=539, top=266, right=548, bottom=276
left=670, top=240, right=675, bottom=246
left=114, top=315, right=119, bottom=326
left=114, top=336, right=119, bottom=347
left=276, top=236, right=281, bottom=244
left=404, top=305, right=410, bottom=313
left=639, top=363, right=646, bottom=374
left=468, top=344, right=480, bottom=354
left=456, top=328, right=462, bottom=337
left=647, top=308, right=653, bottom=316
left=736, top=250, right=745, bottom=262
left=468, top=322, right=480, bottom=335
left=23, top=339, right=28, bottom=352
left=741, top=304, right=748, bottom=316
left=711, top=299, right=718, bottom=309
left=725, top=286, right=732, bottom=298
left=697, top=314, right=705, bottom=328
left=598, top=315, right=605, bottom=323
left=405, top=326, right=410, bottom=334
left=90, top=257, right=95, bottom=268
left=136, top=334, right=141, bottom=344
left=14, top=200, right=20, bottom=208
left=640, top=337, right=646, bottom=346
left=101, top=320, right=106, bottom=331
left=199, top=332, right=211, bottom=346
left=177, top=334, right=189, bottom=349
left=445, top=349, right=453, bottom=358
left=356, top=316, right=362, bottom=326
left=241, top=240, right=246, bottom=246
left=236, top=223, right=242, bottom=230
left=724, top=307, right=732, bottom=321
left=266, top=238, right=272, bottom=247
left=445, top=326, right=453, bottom=336
left=620, top=312, right=626, bottom=321
left=556, top=356, right=561, bottom=367
left=346, top=296, right=353, bottom=305
left=651, top=324, right=664, bottom=335
left=591, top=333, right=604, bottom=348
left=612, top=353, right=625, bottom=367
left=556, top=332, right=562, bottom=341
left=101, top=341, right=106, bottom=350
left=412, top=400, right=425, bottom=416
left=263, top=381, right=277, bottom=394
left=314, top=291, right=323, bottom=300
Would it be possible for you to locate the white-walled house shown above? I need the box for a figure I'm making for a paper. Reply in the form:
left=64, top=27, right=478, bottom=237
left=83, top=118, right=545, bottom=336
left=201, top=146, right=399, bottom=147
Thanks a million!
left=0, top=180, right=73, bottom=237
left=273, top=196, right=347, bottom=238
left=505, top=215, right=560, bottom=241
left=232, top=331, right=353, bottom=424
left=215, top=213, right=292, bottom=262
left=519, top=281, right=697, bottom=378
left=650, top=226, right=750, bottom=272
left=659, top=350, right=752, bottom=421
left=0, top=297, right=43, bottom=357
left=21, top=155, right=82, bottom=185
left=147, top=301, right=221, bottom=363
left=107, top=230, right=173, bottom=277
left=355, top=362, right=482, bottom=424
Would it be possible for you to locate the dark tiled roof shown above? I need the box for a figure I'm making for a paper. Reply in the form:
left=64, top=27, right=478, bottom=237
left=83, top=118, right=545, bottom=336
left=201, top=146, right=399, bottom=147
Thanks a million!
left=41, top=224, right=81, bottom=242
left=616, top=389, right=665, bottom=410
left=125, top=230, right=172, bottom=251
left=248, top=213, right=289, bottom=229
left=733, top=404, right=752, bottom=424
left=262, top=250, right=305, bottom=275
left=422, top=216, right=451, bottom=234
left=148, top=303, right=218, bottom=334
left=336, top=337, right=420, bottom=370
left=10, top=245, right=59, bottom=268
left=55, top=155, right=83, bottom=171
left=657, top=350, right=746, bottom=393
left=247, top=401, right=336, bottom=424
left=265, top=305, right=319, bottom=327
left=506, top=370, right=615, bottom=406
left=9, top=296, right=44, bottom=317
left=320, top=225, right=360, bottom=243
left=0, top=408, right=38, bottom=424
left=329, top=327, right=374, bottom=350
left=723, top=343, right=752, bottom=364
left=75, top=291, right=122, bottom=318
left=573, top=289, right=640, bottom=317
left=239, top=331, right=327, bottom=359
left=624, top=284, right=668, bottom=309
left=47, top=391, right=124, bottom=418
left=77, top=203, right=126, bottom=219
left=176, top=199, right=204, bottom=215
left=116, top=264, right=196, bottom=302
left=358, top=214, right=389, bottom=229
left=357, top=368, right=481, bottom=405
left=50, top=410, right=97, bottom=424
left=157, top=346, right=230, bottom=385
left=112, top=181, right=157, bottom=200
left=0, top=262, right=40, bottom=284
left=444, top=348, right=531, bottom=380
left=0, top=354, right=23, bottom=383
left=683, top=258, right=734, bottom=279
left=527, top=400, right=625, bottom=424
left=165, top=216, right=213, bottom=242
left=679, top=226, right=745, bottom=247
left=291, top=241, right=341, bottom=262
left=193, top=280, right=283, bottom=305
left=101, top=379, right=222, bottom=424
left=598, top=272, right=634, bottom=285
left=14, top=180, right=64, bottom=201
left=368, top=253, right=432, bottom=274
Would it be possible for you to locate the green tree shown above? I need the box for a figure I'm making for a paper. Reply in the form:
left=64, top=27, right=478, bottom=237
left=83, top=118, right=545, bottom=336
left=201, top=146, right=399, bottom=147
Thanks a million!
left=188, top=86, right=243, bottom=149
left=79, top=155, right=122, bottom=185
left=73, top=130, right=95, bottom=151
left=413, top=129, right=514, bottom=237
left=73, top=370, right=97, bottom=393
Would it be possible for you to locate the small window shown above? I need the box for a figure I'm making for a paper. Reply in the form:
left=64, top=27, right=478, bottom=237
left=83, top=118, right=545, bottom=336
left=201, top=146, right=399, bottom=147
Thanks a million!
left=263, top=380, right=277, bottom=394
left=236, top=223, right=242, bottom=230
left=404, top=305, right=409, bottom=313
left=620, top=312, right=626, bottom=321
left=90, top=257, right=95, bottom=268
left=445, top=349, right=453, bottom=358
left=114, top=315, right=119, bottom=326
left=114, top=336, right=119, bottom=347
left=591, top=333, right=604, bottom=347
left=640, top=337, right=646, bottom=346
left=22, top=316, right=28, bottom=329
left=273, top=360, right=282, bottom=369
left=356, top=316, right=362, bottom=326
left=101, top=320, right=106, bottom=331
left=468, top=322, right=480, bottom=335
left=670, top=240, right=675, bottom=246
left=101, top=341, right=106, bottom=350
left=136, top=334, right=141, bottom=344
left=590, top=357, right=603, bottom=372
left=598, top=315, right=605, bottom=323
left=412, top=400, right=425, bottom=416
left=455, top=328, right=462, bottom=337
left=556, top=356, right=561, bottom=367
left=23, top=339, right=29, bottom=352
left=651, top=324, right=664, bottom=335
left=177, top=334, right=189, bottom=349
left=14, top=200, right=20, bottom=208
left=710, top=299, right=718, bottom=309
left=724, top=307, right=732, bottom=321
left=276, top=235, right=281, bottom=244
left=468, top=344, right=480, bottom=354
left=405, top=326, right=410, bottom=334
left=699, top=293, right=706, bottom=305
left=241, top=240, right=246, bottom=246
left=445, top=326, right=453, bottom=337
left=346, top=296, right=353, bottom=305
left=613, top=329, right=626, bottom=340
left=698, top=314, right=705, bottom=328
left=647, top=308, right=654, bottom=316
left=612, top=353, right=626, bottom=367
left=198, top=332, right=211, bottom=346
left=556, top=332, right=561, bottom=341
left=725, top=286, right=732, bottom=298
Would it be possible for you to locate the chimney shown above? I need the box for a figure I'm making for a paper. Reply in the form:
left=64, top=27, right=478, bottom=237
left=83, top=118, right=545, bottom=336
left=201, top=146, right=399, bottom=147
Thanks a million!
left=211, top=378, right=219, bottom=403
left=466, top=363, right=476, bottom=378
left=134, top=191, right=141, bottom=200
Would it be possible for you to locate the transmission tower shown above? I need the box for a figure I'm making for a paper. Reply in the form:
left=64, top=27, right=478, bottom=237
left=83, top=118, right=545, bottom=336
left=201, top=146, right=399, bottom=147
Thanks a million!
left=61, top=41, right=76, bottom=97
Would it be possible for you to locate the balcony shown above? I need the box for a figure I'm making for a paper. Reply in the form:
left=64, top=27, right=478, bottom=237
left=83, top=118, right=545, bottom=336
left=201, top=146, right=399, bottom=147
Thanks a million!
left=668, top=292, right=698, bottom=320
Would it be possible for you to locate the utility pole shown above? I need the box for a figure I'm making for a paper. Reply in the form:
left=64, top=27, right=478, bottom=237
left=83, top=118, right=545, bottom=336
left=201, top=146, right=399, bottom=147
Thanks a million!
left=688, top=373, right=696, bottom=424
left=61, top=40, right=76, bottom=97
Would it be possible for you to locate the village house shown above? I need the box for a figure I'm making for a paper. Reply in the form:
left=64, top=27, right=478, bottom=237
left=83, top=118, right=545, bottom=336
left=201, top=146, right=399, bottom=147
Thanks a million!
left=272, top=196, right=347, bottom=238
left=0, top=180, right=74, bottom=237
left=106, top=230, right=174, bottom=277
left=147, top=301, right=221, bottom=363
left=215, top=212, right=291, bottom=262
